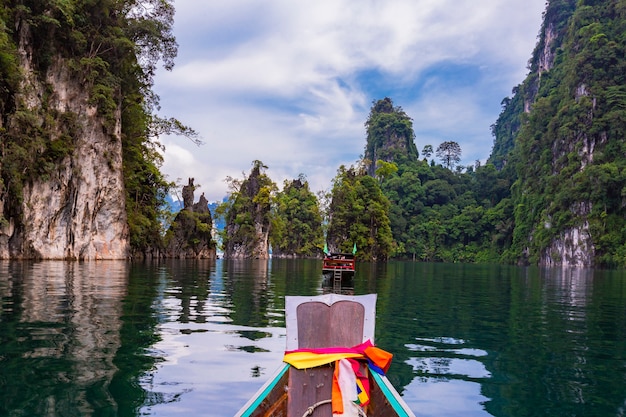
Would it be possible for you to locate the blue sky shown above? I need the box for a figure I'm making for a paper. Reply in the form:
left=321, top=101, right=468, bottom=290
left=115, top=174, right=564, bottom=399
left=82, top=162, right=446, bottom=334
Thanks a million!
left=154, top=0, right=546, bottom=202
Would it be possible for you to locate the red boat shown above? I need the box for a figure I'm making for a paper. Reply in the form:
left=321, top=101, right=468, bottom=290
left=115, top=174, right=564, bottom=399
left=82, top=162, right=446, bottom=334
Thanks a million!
left=322, top=252, right=355, bottom=279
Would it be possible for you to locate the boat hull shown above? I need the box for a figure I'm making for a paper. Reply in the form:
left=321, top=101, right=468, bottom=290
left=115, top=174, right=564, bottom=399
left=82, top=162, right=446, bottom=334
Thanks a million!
left=236, top=294, right=415, bottom=416
left=235, top=363, right=415, bottom=417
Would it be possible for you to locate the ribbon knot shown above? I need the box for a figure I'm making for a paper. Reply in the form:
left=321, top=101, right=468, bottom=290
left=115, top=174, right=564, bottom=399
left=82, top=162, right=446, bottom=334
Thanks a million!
left=283, top=340, right=392, bottom=415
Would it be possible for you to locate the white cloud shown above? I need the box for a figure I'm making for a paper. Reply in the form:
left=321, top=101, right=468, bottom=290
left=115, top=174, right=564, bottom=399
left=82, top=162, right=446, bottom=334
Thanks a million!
left=154, top=0, right=545, bottom=201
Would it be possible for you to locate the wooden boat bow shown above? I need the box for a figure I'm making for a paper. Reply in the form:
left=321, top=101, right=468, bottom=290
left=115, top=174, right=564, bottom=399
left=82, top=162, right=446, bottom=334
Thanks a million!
left=235, top=294, right=415, bottom=417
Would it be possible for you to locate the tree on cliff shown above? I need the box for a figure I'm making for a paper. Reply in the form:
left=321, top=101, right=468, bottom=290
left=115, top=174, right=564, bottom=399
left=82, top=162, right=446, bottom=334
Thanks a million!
left=436, top=141, right=462, bottom=170
left=326, top=164, right=393, bottom=261
left=118, top=0, right=199, bottom=253
left=270, top=175, right=324, bottom=257
left=219, top=160, right=276, bottom=259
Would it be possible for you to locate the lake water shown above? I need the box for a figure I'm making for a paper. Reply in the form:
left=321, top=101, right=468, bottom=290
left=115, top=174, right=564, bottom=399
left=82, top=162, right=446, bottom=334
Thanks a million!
left=1, top=259, right=625, bottom=416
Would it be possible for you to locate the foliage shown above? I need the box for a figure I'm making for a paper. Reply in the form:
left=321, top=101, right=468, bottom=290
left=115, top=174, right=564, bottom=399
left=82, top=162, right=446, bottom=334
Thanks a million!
left=490, top=0, right=626, bottom=267
left=421, top=144, right=433, bottom=159
left=374, top=159, right=398, bottom=182
left=375, top=155, right=513, bottom=262
left=270, top=175, right=324, bottom=257
left=163, top=207, right=215, bottom=254
left=355, top=96, right=515, bottom=263
left=5, top=0, right=626, bottom=267
left=326, top=165, right=393, bottom=261
left=489, top=93, right=524, bottom=171
left=0, top=11, right=19, bottom=119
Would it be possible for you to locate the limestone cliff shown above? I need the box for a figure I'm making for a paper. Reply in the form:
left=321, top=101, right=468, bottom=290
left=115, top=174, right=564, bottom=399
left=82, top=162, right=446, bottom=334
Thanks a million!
left=164, top=179, right=216, bottom=259
left=0, top=20, right=129, bottom=260
left=489, top=0, right=626, bottom=267
left=364, top=97, right=418, bottom=177
left=223, top=161, right=273, bottom=259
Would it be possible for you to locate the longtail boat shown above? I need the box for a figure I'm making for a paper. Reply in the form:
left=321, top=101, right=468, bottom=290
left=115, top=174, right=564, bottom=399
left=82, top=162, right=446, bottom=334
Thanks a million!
left=235, top=293, right=415, bottom=417
left=322, top=252, right=356, bottom=279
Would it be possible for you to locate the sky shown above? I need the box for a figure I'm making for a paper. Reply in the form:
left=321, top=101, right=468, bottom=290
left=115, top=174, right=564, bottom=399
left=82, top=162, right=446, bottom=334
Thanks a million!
left=154, top=0, right=547, bottom=203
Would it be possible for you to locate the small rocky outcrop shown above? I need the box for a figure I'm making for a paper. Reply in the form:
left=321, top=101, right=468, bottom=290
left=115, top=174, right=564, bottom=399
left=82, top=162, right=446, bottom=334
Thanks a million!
left=223, top=161, right=272, bottom=259
left=164, top=179, right=216, bottom=259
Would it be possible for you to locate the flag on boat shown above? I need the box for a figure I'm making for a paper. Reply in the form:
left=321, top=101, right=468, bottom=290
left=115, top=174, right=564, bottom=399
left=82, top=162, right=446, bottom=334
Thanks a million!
left=352, top=243, right=357, bottom=255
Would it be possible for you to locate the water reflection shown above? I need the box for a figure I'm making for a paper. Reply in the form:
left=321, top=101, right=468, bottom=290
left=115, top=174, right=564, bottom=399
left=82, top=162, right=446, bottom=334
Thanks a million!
left=403, top=337, right=492, bottom=415
left=533, top=268, right=596, bottom=409
left=547, top=267, right=593, bottom=303
left=407, top=338, right=490, bottom=380
left=364, top=263, right=626, bottom=417
left=0, top=261, right=128, bottom=416
left=135, top=260, right=287, bottom=416
left=1, top=260, right=626, bottom=416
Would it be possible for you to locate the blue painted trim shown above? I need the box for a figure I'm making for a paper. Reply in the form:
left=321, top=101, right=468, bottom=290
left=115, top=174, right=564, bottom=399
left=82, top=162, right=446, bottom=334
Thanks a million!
left=370, top=367, right=416, bottom=417
left=237, top=363, right=290, bottom=417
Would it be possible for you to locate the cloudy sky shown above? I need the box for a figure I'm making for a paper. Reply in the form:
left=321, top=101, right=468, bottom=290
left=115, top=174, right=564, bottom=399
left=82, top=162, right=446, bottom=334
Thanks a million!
left=154, top=0, right=546, bottom=202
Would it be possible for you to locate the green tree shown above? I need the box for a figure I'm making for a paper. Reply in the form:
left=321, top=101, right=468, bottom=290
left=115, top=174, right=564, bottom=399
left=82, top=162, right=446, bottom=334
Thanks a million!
left=270, top=175, right=324, bottom=257
left=0, top=1, right=197, bottom=255
left=327, top=165, right=393, bottom=261
left=421, top=144, right=433, bottom=159
left=374, top=159, right=398, bottom=183
left=499, top=0, right=626, bottom=266
left=436, top=141, right=462, bottom=170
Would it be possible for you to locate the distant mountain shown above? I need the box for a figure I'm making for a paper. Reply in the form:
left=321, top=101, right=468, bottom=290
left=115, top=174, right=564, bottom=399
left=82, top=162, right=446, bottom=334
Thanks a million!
left=164, top=194, right=183, bottom=212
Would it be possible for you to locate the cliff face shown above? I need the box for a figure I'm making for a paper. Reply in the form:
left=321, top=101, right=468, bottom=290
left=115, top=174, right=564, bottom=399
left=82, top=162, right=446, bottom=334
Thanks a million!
left=364, top=97, right=418, bottom=176
left=0, top=22, right=129, bottom=260
left=491, top=0, right=626, bottom=267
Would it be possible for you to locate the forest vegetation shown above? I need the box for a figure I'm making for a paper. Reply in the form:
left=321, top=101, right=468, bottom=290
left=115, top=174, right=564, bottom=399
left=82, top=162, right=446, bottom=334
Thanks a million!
left=270, top=175, right=324, bottom=257
left=490, top=0, right=626, bottom=267
left=218, top=160, right=276, bottom=259
left=3, top=1, right=626, bottom=266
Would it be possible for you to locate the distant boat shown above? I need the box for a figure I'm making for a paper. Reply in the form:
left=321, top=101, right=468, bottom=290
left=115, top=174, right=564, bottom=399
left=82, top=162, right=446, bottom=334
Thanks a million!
left=235, top=294, right=415, bottom=417
left=322, top=252, right=356, bottom=280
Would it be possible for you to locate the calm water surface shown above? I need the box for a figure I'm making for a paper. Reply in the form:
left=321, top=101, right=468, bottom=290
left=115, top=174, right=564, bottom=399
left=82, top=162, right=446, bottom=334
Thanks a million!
left=1, top=260, right=625, bottom=416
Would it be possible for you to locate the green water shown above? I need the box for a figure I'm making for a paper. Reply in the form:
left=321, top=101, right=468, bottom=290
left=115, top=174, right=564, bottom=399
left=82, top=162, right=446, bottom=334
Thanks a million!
left=1, top=260, right=625, bottom=416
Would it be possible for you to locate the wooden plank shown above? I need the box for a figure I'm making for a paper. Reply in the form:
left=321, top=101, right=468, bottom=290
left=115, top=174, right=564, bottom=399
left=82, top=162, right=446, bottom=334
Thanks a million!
left=236, top=294, right=416, bottom=417
left=296, top=300, right=364, bottom=348
left=287, top=365, right=333, bottom=417
left=285, top=294, right=377, bottom=350
left=369, top=370, right=416, bottom=417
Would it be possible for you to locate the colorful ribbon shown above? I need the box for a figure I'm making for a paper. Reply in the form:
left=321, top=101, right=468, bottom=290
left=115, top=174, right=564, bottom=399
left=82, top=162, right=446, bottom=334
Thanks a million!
left=283, top=340, right=392, bottom=415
